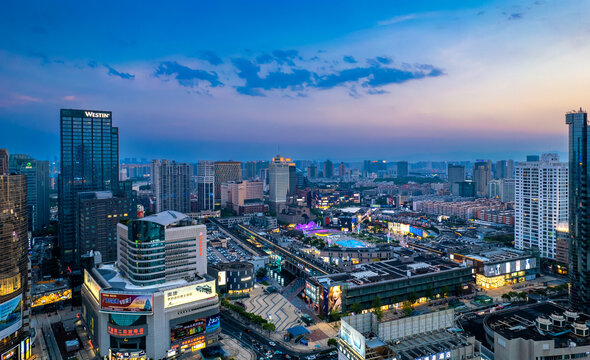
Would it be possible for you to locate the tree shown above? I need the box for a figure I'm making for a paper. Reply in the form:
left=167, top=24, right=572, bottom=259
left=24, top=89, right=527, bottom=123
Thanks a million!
left=441, top=286, right=450, bottom=298
left=256, top=267, right=268, bottom=280
left=501, top=293, right=511, bottom=302
left=407, top=292, right=418, bottom=305
left=351, top=302, right=363, bottom=315
left=518, top=292, right=528, bottom=301
left=372, top=296, right=383, bottom=320
left=263, top=322, right=276, bottom=334
left=327, top=338, right=338, bottom=347
left=402, top=301, right=413, bottom=316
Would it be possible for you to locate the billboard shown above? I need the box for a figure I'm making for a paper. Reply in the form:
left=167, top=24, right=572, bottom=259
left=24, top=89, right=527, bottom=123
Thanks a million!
left=32, top=289, right=72, bottom=308
left=322, top=285, right=342, bottom=315
left=100, top=292, right=153, bottom=314
left=218, top=271, right=226, bottom=286
left=206, top=314, right=220, bottom=332
left=340, top=320, right=365, bottom=358
left=84, top=269, right=101, bottom=301
left=164, top=281, right=216, bottom=308
left=0, top=295, right=22, bottom=341
left=170, top=318, right=206, bottom=343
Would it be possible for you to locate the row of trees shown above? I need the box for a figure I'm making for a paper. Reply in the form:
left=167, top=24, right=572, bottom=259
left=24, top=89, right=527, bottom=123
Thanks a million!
left=221, top=298, right=276, bottom=334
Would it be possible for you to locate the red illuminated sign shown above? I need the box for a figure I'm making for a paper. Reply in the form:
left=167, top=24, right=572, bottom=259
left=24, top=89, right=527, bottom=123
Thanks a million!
left=107, top=325, right=145, bottom=338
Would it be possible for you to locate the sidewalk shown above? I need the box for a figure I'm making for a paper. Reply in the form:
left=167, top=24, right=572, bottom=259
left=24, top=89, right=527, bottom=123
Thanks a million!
left=222, top=336, right=256, bottom=360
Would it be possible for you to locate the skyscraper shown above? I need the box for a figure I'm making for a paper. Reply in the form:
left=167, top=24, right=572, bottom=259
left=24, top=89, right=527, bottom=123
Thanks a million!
left=151, top=159, right=191, bottom=213
left=0, top=173, right=30, bottom=358
left=515, top=154, right=568, bottom=259
left=59, top=109, right=119, bottom=264
left=566, top=109, right=590, bottom=312
left=472, top=161, right=492, bottom=197
left=214, top=161, right=241, bottom=204
left=269, top=155, right=290, bottom=212
left=494, top=160, right=515, bottom=179
left=397, top=161, right=409, bottom=178
left=307, top=165, right=318, bottom=179
left=288, top=163, right=297, bottom=196
left=9, top=154, right=50, bottom=232
left=447, top=164, right=465, bottom=184
left=323, top=160, right=334, bottom=178
left=197, top=160, right=215, bottom=211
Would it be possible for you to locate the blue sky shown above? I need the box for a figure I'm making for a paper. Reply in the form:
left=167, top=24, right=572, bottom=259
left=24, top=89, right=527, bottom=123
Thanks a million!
left=1, top=0, right=589, bottom=162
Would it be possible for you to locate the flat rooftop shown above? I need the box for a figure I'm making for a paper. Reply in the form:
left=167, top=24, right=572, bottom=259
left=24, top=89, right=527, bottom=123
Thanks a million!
left=486, top=302, right=590, bottom=347
left=93, top=263, right=202, bottom=293
left=315, top=255, right=466, bottom=287
left=390, top=329, right=475, bottom=360
left=138, top=210, right=191, bottom=227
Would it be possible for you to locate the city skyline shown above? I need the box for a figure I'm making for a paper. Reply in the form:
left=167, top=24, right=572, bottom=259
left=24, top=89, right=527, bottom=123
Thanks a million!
left=1, top=0, right=589, bottom=161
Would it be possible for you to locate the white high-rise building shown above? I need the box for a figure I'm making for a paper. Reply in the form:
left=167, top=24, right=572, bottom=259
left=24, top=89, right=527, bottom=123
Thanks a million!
left=515, top=154, right=568, bottom=259
left=269, top=154, right=290, bottom=212
left=151, top=159, right=191, bottom=213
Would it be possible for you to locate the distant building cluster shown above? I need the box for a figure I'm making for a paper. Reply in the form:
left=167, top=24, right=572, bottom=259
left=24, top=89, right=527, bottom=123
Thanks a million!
left=413, top=198, right=512, bottom=220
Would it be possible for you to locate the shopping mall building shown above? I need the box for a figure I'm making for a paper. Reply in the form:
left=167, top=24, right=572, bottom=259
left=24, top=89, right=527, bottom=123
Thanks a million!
left=81, top=211, right=221, bottom=359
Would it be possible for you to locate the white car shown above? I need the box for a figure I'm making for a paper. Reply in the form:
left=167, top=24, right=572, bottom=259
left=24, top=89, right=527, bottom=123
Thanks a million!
left=269, top=341, right=276, bottom=347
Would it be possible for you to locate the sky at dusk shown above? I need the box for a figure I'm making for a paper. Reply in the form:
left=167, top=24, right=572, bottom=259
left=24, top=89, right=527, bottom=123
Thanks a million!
left=1, top=0, right=589, bottom=162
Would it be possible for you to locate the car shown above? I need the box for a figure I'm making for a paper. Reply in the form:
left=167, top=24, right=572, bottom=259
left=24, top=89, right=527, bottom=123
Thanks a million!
left=269, top=341, right=276, bottom=347
left=274, top=351, right=283, bottom=355
left=329, top=351, right=337, bottom=356
left=284, top=355, right=291, bottom=359
left=306, top=355, right=316, bottom=360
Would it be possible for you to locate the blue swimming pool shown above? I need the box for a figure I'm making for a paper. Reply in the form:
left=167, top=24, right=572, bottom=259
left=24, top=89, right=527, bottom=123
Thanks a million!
left=334, top=239, right=367, bottom=248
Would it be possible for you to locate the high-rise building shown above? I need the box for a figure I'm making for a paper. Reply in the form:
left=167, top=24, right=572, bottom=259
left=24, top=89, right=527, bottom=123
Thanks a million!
left=500, top=178, right=516, bottom=202
left=288, top=163, right=297, bottom=196
left=118, top=211, right=207, bottom=284
left=9, top=154, right=50, bottom=232
left=323, top=160, right=334, bottom=178
left=76, top=191, right=132, bottom=262
left=515, top=154, right=568, bottom=259
left=0, top=173, right=31, bottom=359
left=448, top=164, right=465, bottom=184
left=566, top=109, right=590, bottom=312
left=269, top=155, right=290, bottom=212
left=220, top=180, right=265, bottom=214
left=397, top=161, right=409, bottom=178
left=197, top=161, right=215, bottom=211
left=488, top=179, right=501, bottom=199
left=151, top=160, right=191, bottom=213
left=307, top=165, right=318, bottom=179
left=338, top=162, right=346, bottom=178
left=472, top=161, right=492, bottom=197
left=59, top=109, right=119, bottom=264
left=494, top=160, right=515, bottom=179
left=214, top=161, right=241, bottom=204
left=0, top=149, right=8, bottom=175
left=363, top=160, right=386, bottom=174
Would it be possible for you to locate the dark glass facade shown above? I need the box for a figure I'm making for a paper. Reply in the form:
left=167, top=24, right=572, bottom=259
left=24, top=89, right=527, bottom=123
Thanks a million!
left=567, top=110, right=590, bottom=312
left=0, top=174, right=29, bottom=355
left=9, top=154, right=50, bottom=232
left=59, top=109, right=119, bottom=265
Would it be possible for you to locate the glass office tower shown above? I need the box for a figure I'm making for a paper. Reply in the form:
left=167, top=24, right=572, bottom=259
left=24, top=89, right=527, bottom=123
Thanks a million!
left=59, top=109, right=119, bottom=265
left=566, top=109, right=590, bottom=312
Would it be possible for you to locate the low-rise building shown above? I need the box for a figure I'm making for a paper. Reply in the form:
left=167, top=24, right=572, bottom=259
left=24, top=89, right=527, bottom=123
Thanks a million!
left=208, top=262, right=254, bottom=298
left=484, top=303, right=590, bottom=359
left=339, top=310, right=481, bottom=360
left=304, top=256, right=473, bottom=316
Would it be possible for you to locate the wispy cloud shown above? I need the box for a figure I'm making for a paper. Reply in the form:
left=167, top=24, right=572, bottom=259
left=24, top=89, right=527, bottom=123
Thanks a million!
left=508, top=12, right=523, bottom=20
left=104, top=64, right=135, bottom=80
left=343, top=56, right=357, bottom=64
left=377, top=14, right=417, bottom=26
left=155, top=61, right=222, bottom=87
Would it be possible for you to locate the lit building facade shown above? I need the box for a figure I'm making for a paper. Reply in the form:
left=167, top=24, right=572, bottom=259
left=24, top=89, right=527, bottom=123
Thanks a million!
left=213, top=161, right=241, bottom=205
left=0, top=174, right=31, bottom=359
left=269, top=155, right=290, bottom=212
left=9, top=154, right=50, bottom=232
